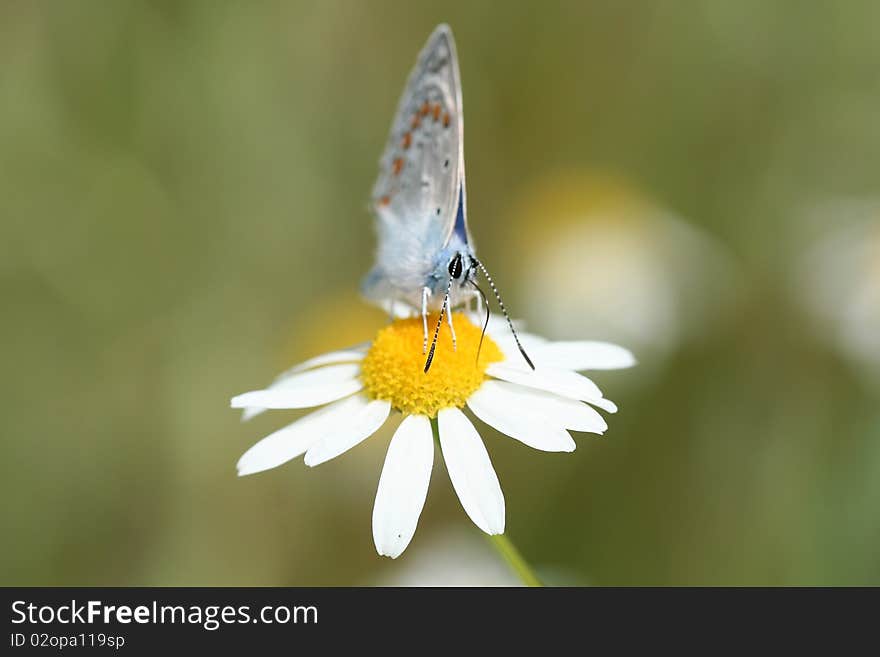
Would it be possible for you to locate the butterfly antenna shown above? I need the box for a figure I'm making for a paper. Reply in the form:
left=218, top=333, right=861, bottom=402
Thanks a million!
left=424, top=278, right=453, bottom=373
left=474, top=260, right=535, bottom=370
left=469, top=280, right=491, bottom=366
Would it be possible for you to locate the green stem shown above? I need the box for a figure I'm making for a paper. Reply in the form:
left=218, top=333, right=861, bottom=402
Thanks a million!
left=430, top=417, right=544, bottom=587
left=487, top=533, right=544, bottom=587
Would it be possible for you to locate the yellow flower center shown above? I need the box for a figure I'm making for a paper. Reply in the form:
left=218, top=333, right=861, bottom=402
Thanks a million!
left=360, top=312, right=504, bottom=418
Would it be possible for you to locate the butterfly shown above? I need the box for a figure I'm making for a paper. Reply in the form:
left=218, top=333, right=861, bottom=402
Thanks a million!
left=361, top=24, right=533, bottom=373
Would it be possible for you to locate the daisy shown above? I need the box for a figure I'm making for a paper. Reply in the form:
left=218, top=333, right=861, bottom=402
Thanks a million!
left=231, top=311, right=634, bottom=561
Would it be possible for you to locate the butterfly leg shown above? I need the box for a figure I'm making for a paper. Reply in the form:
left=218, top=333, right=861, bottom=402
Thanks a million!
left=421, top=286, right=431, bottom=353
left=447, top=289, right=457, bottom=351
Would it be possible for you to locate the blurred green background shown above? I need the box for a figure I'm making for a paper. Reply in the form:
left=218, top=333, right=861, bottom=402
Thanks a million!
left=2, top=0, right=879, bottom=586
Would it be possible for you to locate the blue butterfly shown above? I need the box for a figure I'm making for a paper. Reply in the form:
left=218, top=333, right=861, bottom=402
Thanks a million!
left=361, top=24, right=533, bottom=372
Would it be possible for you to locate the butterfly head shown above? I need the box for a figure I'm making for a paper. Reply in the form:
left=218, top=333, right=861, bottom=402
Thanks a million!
left=423, top=251, right=534, bottom=374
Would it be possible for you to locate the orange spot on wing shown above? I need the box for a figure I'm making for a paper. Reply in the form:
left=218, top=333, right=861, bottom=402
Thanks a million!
left=401, top=133, right=412, bottom=149
left=378, top=195, right=390, bottom=206
left=432, top=104, right=441, bottom=121
left=443, top=112, right=450, bottom=128
left=411, top=114, right=421, bottom=129
left=420, top=101, right=430, bottom=116
left=392, top=158, right=404, bottom=175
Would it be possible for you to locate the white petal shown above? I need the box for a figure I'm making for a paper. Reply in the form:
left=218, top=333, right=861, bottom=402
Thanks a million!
left=236, top=395, right=367, bottom=476
left=232, top=381, right=362, bottom=411
left=465, top=314, right=554, bottom=369
left=241, top=406, right=269, bottom=422
left=534, top=341, right=636, bottom=370
left=303, top=398, right=391, bottom=467
left=231, top=364, right=363, bottom=410
left=262, top=362, right=363, bottom=390
left=282, top=349, right=367, bottom=376
left=467, top=383, right=576, bottom=452
left=589, top=397, right=618, bottom=413
left=471, top=379, right=606, bottom=434
left=241, top=354, right=367, bottom=422
left=503, top=380, right=607, bottom=432
left=438, top=407, right=505, bottom=535
left=490, top=334, right=548, bottom=365
left=486, top=362, right=604, bottom=403
left=469, top=313, right=526, bottom=337
left=372, top=415, right=434, bottom=559
left=476, top=315, right=544, bottom=358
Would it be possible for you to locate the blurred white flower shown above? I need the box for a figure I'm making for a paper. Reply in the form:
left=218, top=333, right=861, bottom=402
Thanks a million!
left=371, top=528, right=519, bottom=586
left=508, top=173, right=740, bottom=361
left=792, top=200, right=880, bottom=377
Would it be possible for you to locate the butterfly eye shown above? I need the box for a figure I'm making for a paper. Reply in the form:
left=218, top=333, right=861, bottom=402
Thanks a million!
left=448, top=253, right=463, bottom=279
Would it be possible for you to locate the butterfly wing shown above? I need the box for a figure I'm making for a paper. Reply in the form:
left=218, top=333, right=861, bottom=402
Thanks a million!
left=364, top=24, right=469, bottom=304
